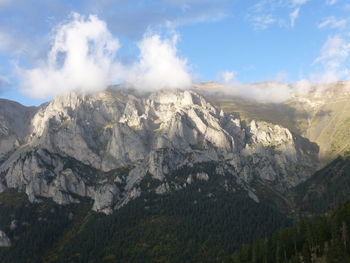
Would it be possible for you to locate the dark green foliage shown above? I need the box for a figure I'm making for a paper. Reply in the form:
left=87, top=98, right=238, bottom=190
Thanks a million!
left=0, top=189, right=93, bottom=263
left=0, top=181, right=289, bottom=263
left=50, top=186, right=289, bottom=263
left=233, top=201, right=350, bottom=263
left=293, top=156, right=350, bottom=215
left=2, top=155, right=350, bottom=262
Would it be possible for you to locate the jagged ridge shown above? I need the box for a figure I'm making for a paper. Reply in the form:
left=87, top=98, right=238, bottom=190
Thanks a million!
left=0, top=88, right=318, bottom=213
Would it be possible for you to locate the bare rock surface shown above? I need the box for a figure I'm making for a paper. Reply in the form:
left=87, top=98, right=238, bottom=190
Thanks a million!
left=0, top=88, right=319, bottom=213
left=0, top=230, right=11, bottom=247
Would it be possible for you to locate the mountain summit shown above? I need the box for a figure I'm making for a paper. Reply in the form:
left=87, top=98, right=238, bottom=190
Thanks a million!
left=0, top=88, right=318, bottom=214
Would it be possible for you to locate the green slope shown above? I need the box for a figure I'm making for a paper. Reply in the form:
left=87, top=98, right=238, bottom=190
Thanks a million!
left=292, top=156, right=350, bottom=216
left=0, top=182, right=290, bottom=263
left=233, top=156, right=350, bottom=262
left=232, top=201, right=350, bottom=263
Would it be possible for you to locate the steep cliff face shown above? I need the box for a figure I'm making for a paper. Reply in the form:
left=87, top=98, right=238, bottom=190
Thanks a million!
left=0, top=99, right=38, bottom=164
left=0, top=89, right=319, bottom=213
left=0, top=230, right=11, bottom=247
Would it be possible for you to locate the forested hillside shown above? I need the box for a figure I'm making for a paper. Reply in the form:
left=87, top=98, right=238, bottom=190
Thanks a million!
left=233, top=201, right=350, bottom=263
left=0, top=178, right=290, bottom=263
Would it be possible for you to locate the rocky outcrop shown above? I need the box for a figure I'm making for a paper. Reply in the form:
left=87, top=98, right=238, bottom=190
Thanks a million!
left=0, top=99, right=38, bottom=163
left=0, top=230, right=11, bottom=247
left=0, top=88, right=319, bottom=213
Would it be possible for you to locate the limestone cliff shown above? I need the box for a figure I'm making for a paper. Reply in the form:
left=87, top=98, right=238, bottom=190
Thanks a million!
left=0, top=89, right=318, bottom=213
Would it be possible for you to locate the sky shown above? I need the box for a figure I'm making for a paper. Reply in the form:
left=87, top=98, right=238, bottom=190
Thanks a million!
left=0, top=0, right=349, bottom=105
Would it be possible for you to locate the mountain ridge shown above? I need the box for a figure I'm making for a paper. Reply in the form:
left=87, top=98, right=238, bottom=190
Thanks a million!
left=0, top=87, right=318, bottom=214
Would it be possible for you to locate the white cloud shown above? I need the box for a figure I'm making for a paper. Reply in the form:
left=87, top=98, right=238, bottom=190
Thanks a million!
left=316, top=36, right=350, bottom=63
left=326, top=0, right=338, bottom=5
left=318, top=17, right=347, bottom=29
left=312, top=35, right=350, bottom=83
left=248, top=0, right=309, bottom=30
left=124, top=33, right=192, bottom=90
left=290, top=8, right=300, bottom=27
left=20, top=13, right=121, bottom=98
left=218, top=70, right=292, bottom=103
left=292, top=0, right=308, bottom=5
left=222, top=81, right=292, bottom=103
left=251, top=15, right=276, bottom=30
left=19, top=13, right=192, bottom=98
left=219, top=71, right=236, bottom=83
left=293, top=79, right=312, bottom=95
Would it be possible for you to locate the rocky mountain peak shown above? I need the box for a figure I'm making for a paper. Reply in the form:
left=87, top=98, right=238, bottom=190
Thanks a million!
left=0, top=88, right=319, bottom=213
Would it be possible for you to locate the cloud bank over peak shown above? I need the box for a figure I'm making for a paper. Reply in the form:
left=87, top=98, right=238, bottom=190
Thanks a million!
left=124, top=33, right=192, bottom=91
left=19, top=13, right=192, bottom=99
left=20, top=13, right=120, bottom=98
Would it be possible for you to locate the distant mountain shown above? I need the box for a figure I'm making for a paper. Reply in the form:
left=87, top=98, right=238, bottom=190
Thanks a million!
left=204, top=81, right=350, bottom=164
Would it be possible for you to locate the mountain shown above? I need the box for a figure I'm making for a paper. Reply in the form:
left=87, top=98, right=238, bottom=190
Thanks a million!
left=0, top=99, right=38, bottom=165
left=205, top=81, right=350, bottom=164
left=232, top=199, right=350, bottom=263
left=293, top=155, right=350, bottom=216
left=1, top=85, right=350, bottom=262
left=0, top=88, right=318, bottom=214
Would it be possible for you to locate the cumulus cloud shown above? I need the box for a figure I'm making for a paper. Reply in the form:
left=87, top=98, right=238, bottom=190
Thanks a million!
left=20, top=13, right=120, bottom=98
left=124, top=33, right=192, bottom=90
left=19, top=13, right=192, bottom=98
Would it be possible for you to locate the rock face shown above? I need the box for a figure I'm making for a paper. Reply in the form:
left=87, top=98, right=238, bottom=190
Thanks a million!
left=0, top=99, right=38, bottom=164
left=0, top=88, right=319, bottom=213
left=0, top=230, right=11, bottom=247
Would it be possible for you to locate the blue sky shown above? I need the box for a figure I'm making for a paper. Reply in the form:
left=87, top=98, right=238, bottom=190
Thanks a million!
left=0, top=0, right=349, bottom=105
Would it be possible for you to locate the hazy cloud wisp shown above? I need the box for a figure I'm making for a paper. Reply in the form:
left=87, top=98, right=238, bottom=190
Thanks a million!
left=312, top=35, right=350, bottom=83
left=290, top=8, right=300, bottom=28
left=318, top=17, right=347, bottom=29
